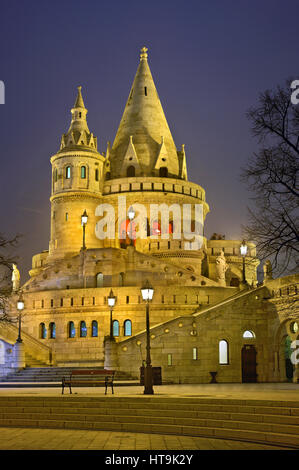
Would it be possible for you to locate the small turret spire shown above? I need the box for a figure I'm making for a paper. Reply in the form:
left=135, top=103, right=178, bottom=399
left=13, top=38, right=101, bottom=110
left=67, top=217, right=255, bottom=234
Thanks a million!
left=59, top=86, right=99, bottom=151
left=74, top=86, right=85, bottom=108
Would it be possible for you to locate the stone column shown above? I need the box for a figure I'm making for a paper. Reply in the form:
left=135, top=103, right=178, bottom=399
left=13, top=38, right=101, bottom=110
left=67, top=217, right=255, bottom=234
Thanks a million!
left=104, top=336, right=119, bottom=370
left=273, top=351, right=280, bottom=382
left=14, top=341, right=25, bottom=370
left=293, top=363, right=299, bottom=383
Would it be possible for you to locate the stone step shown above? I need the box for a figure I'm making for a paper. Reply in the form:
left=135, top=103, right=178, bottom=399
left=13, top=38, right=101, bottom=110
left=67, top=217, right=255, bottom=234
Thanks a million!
left=1, top=395, right=299, bottom=408
left=0, top=396, right=297, bottom=448
left=0, top=414, right=297, bottom=448
left=0, top=367, right=134, bottom=383
left=0, top=408, right=298, bottom=435
left=1, top=404, right=298, bottom=425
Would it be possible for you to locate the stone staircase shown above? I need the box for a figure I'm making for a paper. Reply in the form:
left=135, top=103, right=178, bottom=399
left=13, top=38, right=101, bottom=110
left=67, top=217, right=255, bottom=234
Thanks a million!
left=0, top=396, right=298, bottom=448
left=0, top=366, right=136, bottom=386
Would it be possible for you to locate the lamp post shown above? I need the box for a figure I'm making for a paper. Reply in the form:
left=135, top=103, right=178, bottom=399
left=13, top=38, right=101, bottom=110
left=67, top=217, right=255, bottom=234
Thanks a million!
left=128, top=206, right=135, bottom=246
left=108, top=289, right=116, bottom=340
left=16, top=291, right=24, bottom=343
left=240, top=240, right=248, bottom=285
left=141, top=280, right=154, bottom=395
left=81, top=210, right=88, bottom=250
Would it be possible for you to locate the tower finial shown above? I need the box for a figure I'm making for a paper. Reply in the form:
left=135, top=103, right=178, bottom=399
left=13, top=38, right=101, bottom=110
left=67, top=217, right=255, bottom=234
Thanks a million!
left=140, top=46, right=148, bottom=61
left=74, top=86, right=85, bottom=108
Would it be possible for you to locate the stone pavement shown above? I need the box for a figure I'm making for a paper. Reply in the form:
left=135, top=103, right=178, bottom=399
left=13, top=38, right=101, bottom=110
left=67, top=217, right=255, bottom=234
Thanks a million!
left=0, top=426, right=288, bottom=450
left=0, top=382, right=299, bottom=400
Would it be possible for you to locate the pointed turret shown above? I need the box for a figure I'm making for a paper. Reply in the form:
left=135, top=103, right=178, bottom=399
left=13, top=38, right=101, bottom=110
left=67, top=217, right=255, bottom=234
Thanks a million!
left=59, top=86, right=98, bottom=151
left=108, top=47, right=180, bottom=179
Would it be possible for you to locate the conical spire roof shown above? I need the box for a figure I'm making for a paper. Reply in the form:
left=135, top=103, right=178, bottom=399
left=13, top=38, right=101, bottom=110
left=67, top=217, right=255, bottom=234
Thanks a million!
left=109, top=47, right=180, bottom=178
left=74, top=85, right=85, bottom=108
left=59, top=86, right=98, bottom=152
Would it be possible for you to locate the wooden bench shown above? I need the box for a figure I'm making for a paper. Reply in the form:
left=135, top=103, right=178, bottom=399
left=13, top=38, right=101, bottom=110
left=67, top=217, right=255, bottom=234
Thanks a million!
left=61, top=369, right=115, bottom=395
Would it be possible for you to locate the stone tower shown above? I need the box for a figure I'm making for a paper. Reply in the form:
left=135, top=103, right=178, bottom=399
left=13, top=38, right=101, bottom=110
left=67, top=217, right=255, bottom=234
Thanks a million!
left=49, top=87, right=105, bottom=258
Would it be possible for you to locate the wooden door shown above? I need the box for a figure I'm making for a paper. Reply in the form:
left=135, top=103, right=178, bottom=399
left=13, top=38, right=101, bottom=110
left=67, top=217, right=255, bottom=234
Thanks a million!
left=242, top=345, right=257, bottom=383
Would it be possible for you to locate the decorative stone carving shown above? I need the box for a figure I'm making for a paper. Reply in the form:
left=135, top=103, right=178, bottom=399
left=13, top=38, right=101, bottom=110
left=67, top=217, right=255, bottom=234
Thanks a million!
left=11, top=264, right=20, bottom=292
left=263, top=260, right=273, bottom=282
left=216, top=249, right=228, bottom=286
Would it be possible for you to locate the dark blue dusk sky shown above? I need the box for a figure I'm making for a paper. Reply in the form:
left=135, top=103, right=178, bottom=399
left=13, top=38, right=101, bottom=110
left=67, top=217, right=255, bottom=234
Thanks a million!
left=0, top=0, right=298, bottom=280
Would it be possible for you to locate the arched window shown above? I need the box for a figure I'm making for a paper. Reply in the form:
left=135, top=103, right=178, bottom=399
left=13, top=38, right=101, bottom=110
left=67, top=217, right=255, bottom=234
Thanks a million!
left=0, top=340, right=4, bottom=365
left=127, top=166, right=135, bottom=177
left=49, top=322, right=56, bottom=339
left=119, top=272, right=125, bottom=287
left=81, top=166, right=86, bottom=179
left=68, top=321, right=75, bottom=338
left=92, top=320, right=98, bottom=337
left=159, top=167, right=168, bottom=177
left=40, top=323, right=47, bottom=339
left=95, top=169, right=99, bottom=181
left=124, top=320, right=132, bottom=336
left=80, top=321, right=87, bottom=337
left=54, top=168, right=58, bottom=182
left=96, top=272, right=104, bottom=287
left=243, top=330, right=256, bottom=338
left=113, top=320, right=119, bottom=337
left=66, top=166, right=71, bottom=179
left=219, top=340, right=229, bottom=364
left=105, top=171, right=111, bottom=180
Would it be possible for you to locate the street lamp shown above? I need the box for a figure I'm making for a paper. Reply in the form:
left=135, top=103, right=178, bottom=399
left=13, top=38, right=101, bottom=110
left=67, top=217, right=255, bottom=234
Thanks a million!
left=16, top=291, right=24, bottom=343
left=141, top=280, right=154, bottom=395
left=108, top=289, right=116, bottom=340
left=240, top=240, right=248, bottom=285
left=128, top=206, right=135, bottom=246
left=81, top=210, right=88, bottom=250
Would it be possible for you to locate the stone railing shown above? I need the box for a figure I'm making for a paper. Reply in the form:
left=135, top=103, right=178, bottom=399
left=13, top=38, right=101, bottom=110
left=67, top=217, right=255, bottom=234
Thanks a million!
left=272, top=283, right=299, bottom=298
left=0, top=322, right=53, bottom=365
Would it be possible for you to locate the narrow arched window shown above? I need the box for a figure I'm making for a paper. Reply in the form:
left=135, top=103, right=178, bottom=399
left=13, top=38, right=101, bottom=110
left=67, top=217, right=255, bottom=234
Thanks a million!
left=54, top=168, right=58, bottom=182
left=219, top=340, right=229, bottom=364
left=95, top=169, right=99, bottom=181
left=49, top=322, right=56, bottom=339
left=81, top=166, right=86, bottom=179
left=92, top=320, right=98, bottom=337
left=119, top=272, right=125, bottom=287
left=124, top=320, right=132, bottom=336
left=40, top=323, right=47, bottom=339
left=96, top=272, right=104, bottom=287
left=159, top=167, right=168, bottom=177
left=66, top=166, right=71, bottom=179
left=105, top=171, right=111, bottom=180
left=68, top=321, right=75, bottom=338
left=127, top=166, right=135, bottom=177
left=80, top=321, right=87, bottom=337
left=113, top=320, right=119, bottom=337
left=0, top=341, right=5, bottom=365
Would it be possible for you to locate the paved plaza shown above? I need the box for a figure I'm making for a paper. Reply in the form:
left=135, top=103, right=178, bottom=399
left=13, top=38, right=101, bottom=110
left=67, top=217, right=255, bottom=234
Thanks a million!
left=0, top=426, right=287, bottom=450
left=0, top=382, right=298, bottom=400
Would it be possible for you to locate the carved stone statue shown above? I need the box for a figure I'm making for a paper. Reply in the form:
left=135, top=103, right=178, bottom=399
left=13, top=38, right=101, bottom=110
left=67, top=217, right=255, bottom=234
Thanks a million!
left=12, top=264, right=20, bottom=292
left=263, top=260, right=273, bottom=282
left=216, top=249, right=228, bottom=286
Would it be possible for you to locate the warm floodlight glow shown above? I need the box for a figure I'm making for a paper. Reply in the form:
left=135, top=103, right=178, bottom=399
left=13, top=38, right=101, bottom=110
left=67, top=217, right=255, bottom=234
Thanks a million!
left=128, top=206, right=135, bottom=221
left=108, top=289, right=116, bottom=308
left=81, top=209, right=88, bottom=226
left=141, top=280, right=154, bottom=301
left=240, top=240, right=248, bottom=256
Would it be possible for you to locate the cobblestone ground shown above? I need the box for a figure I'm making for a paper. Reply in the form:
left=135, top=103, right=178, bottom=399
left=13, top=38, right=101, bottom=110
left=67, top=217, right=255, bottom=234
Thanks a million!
left=0, top=427, right=289, bottom=450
